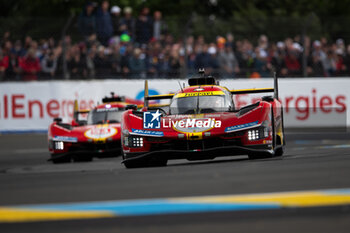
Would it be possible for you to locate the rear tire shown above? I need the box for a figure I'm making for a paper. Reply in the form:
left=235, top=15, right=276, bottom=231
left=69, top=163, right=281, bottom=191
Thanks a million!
left=274, top=146, right=284, bottom=157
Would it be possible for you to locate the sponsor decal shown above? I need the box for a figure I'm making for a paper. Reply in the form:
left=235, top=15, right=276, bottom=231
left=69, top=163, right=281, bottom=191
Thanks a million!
left=143, top=110, right=161, bottom=129
left=165, top=118, right=221, bottom=133
left=84, top=126, right=117, bottom=139
left=263, top=140, right=273, bottom=144
left=225, top=121, right=260, bottom=133
left=131, top=129, right=164, bottom=137
left=53, top=136, right=78, bottom=143
left=175, top=91, right=225, bottom=98
left=96, top=107, right=119, bottom=112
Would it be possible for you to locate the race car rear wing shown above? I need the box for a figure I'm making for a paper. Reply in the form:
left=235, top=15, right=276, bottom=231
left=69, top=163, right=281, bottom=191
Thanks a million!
left=143, top=73, right=279, bottom=108
left=229, top=72, right=279, bottom=99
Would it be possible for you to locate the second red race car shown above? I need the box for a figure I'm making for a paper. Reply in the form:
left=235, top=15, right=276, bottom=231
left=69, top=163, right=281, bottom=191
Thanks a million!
left=48, top=93, right=141, bottom=163
left=121, top=70, right=285, bottom=168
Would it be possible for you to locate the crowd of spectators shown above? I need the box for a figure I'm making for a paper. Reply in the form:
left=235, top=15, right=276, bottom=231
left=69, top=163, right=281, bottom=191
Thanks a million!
left=1, top=1, right=350, bottom=81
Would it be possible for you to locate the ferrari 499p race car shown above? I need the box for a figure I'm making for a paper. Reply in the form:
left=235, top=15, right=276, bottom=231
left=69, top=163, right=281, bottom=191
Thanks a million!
left=121, top=70, right=285, bottom=168
left=48, top=93, right=140, bottom=163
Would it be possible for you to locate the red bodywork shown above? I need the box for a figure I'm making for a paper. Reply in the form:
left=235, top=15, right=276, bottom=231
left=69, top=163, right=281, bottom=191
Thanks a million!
left=121, top=83, right=285, bottom=167
left=48, top=102, right=128, bottom=162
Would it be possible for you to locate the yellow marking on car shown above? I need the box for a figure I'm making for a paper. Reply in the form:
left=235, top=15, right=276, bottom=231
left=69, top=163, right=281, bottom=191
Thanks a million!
left=186, top=132, right=203, bottom=140
left=175, top=91, right=225, bottom=98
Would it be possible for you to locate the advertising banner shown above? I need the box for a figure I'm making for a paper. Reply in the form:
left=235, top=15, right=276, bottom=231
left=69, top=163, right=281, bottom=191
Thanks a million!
left=0, top=78, right=348, bottom=132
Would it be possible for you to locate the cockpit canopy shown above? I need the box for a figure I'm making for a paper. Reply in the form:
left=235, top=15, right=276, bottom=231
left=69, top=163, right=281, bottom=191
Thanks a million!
left=87, top=108, right=124, bottom=125
left=169, top=90, right=234, bottom=115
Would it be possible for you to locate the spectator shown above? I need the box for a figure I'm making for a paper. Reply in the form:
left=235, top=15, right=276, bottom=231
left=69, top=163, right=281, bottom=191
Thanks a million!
left=120, top=44, right=133, bottom=77
left=96, top=1, right=113, bottom=46
left=168, top=44, right=181, bottom=78
left=146, top=41, right=161, bottom=78
left=336, top=38, right=345, bottom=56
left=284, top=43, right=302, bottom=76
left=343, top=45, right=350, bottom=75
left=312, top=40, right=326, bottom=61
left=0, top=50, right=9, bottom=81
left=135, top=7, right=153, bottom=44
left=226, top=33, right=236, bottom=51
left=218, top=44, right=239, bottom=78
left=284, top=50, right=301, bottom=76
left=11, top=40, right=26, bottom=57
left=254, top=46, right=270, bottom=77
left=23, top=36, right=32, bottom=50
left=194, top=44, right=211, bottom=72
left=153, top=11, right=167, bottom=41
left=323, top=50, right=336, bottom=76
left=307, top=52, right=324, bottom=77
left=110, top=5, right=121, bottom=36
left=41, top=52, right=57, bottom=79
left=110, top=45, right=121, bottom=75
left=67, top=45, right=87, bottom=79
left=5, top=50, right=21, bottom=80
left=19, top=48, right=41, bottom=81
left=257, top=35, right=268, bottom=59
left=78, top=2, right=96, bottom=40
left=129, top=47, right=146, bottom=78
left=271, top=42, right=288, bottom=77
left=335, top=49, right=346, bottom=76
left=207, top=44, right=220, bottom=76
left=119, top=7, right=135, bottom=38
left=86, top=49, right=96, bottom=79
left=94, top=45, right=112, bottom=78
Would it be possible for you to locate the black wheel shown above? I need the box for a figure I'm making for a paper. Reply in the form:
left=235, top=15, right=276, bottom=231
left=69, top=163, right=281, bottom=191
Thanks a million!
left=72, top=155, right=93, bottom=162
left=274, top=145, right=284, bottom=157
left=274, top=106, right=285, bottom=157
left=248, top=107, right=276, bottom=160
left=51, top=155, right=71, bottom=164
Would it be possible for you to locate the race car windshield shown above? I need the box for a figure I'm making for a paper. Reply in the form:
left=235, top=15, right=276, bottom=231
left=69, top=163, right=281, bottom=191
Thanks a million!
left=87, top=109, right=123, bottom=124
left=170, top=95, right=231, bottom=114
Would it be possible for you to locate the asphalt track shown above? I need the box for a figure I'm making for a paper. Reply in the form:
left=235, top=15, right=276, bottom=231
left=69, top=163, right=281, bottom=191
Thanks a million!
left=1, top=130, right=350, bottom=232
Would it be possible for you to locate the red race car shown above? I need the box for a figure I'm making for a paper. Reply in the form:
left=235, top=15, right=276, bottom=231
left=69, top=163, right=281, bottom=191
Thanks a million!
left=121, top=70, right=285, bottom=168
left=48, top=93, right=140, bottom=163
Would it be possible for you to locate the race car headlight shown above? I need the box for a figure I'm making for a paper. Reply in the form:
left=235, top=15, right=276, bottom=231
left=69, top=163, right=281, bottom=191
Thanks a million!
left=248, top=130, right=259, bottom=140
left=128, top=136, right=143, bottom=148
left=248, top=127, right=269, bottom=141
left=54, top=141, right=64, bottom=150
